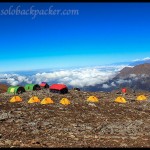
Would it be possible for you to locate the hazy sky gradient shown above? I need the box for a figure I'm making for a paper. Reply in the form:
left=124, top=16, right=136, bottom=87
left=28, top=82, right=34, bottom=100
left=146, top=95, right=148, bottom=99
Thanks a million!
left=0, top=3, right=150, bottom=71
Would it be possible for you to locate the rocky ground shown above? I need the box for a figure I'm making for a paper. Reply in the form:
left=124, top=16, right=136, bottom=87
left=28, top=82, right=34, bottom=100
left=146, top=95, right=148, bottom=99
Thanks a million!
left=0, top=89, right=150, bottom=148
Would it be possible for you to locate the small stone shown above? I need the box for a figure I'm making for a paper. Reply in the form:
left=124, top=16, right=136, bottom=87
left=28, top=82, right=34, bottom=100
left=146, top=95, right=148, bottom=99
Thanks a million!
left=20, top=143, right=30, bottom=147
left=12, top=140, right=20, bottom=146
left=120, top=143, right=128, bottom=147
left=32, top=129, right=40, bottom=134
left=0, top=142, right=5, bottom=146
left=94, top=135, right=99, bottom=138
left=31, top=139, right=40, bottom=144
left=42, top=122, right=50, bottom=126
left=5, top=139, right=12, bottom=145
left=69, top=134, right=76, bottom=138
left=88, top=103, right=97, bottom=107
left=74, top=138, right=79, bottom=141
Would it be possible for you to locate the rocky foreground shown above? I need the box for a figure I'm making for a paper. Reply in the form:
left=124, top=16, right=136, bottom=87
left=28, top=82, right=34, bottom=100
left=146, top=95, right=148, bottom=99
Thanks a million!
left=0, top=89, right=150, bottom=148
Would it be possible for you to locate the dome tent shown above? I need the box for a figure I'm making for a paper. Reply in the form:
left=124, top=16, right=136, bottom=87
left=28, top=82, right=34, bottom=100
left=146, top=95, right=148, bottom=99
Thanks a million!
left=73, top=87, right=80, bottom=91
left=7, top=86, right=25, bottom=94
left=50, top=84, right=68, bottom=94
left=28, top=96, right=40, bottom=103
left=10, top=96, right=22, bottom=102
left=87, top=96, right=99, bottom=102
left=40, top=82, right=49, bottom=89
left=136, top=95, right=147, bottom=101
left=24, top=84, right=41, bottom=91
left=41, top=97, right=54, bottom=104
left=114, top=96, right=127, bottom=103
left=60, top=98, right=70, bottom=105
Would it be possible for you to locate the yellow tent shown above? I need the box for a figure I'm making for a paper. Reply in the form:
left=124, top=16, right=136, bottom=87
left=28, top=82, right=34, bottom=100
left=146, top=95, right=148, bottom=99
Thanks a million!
left=87, top=96, right=99, bottom=102
left=41, top=97, right=54, bottom=104
left=114, top=96, right=127, bottom=103
left=10, top=96, right=22, bottom=103
left=136, top=95, right=147, bottom=101
left=28, top=96, right=40, bottom=103
left=60, top=98, right=70, bottom=105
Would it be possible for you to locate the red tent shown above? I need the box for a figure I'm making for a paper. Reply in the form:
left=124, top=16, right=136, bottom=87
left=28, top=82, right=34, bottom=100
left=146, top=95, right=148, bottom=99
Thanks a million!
left=49, top=84, right=68, bottom=94
left=50, top=84, right=67, bottom=90
left=40, top=82, right=49, bottom=88
left=122, top=88, right=127, bottom=93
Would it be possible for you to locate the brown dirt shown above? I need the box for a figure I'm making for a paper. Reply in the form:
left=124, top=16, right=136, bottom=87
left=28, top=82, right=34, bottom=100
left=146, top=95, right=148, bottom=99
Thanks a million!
left=0, top=89, right=150, bottom=148
left=0, top=84, right=8, bottom=93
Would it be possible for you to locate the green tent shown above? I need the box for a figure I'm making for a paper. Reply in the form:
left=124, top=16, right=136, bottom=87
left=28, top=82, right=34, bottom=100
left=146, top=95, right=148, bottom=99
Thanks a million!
left=7, top=86, right=25, bottom=94
left=24, top=84, right=41, bottom=91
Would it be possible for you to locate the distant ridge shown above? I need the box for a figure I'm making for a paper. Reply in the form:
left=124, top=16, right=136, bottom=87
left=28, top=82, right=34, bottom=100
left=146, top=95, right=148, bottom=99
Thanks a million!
left=129, top=59, right=150, bottom=66
left=117, top=63, right=150, bottom=78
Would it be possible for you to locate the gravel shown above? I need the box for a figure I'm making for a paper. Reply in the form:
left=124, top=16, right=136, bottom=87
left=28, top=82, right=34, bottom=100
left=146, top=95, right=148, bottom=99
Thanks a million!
left=0, top=89, right=150, bottom=148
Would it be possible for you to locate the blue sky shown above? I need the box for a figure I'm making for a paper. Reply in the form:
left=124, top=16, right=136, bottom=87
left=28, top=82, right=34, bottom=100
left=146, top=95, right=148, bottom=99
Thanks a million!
left=0, top=2, right=150, bottom=71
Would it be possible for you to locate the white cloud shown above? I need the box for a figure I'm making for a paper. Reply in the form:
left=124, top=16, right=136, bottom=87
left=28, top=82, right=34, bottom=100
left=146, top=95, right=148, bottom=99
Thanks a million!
left=141, top=74, right=149, bottom=78
left=132, top=59, right=140, bottom=62
left=116, top=79, right=132, bottom=84
left=102, top=84, right=110, bottom=88
left=129, top=74, right=149, bottom=79
left=132, top=57, right=150, bottom=62
left=143, top=57, right=150, bottom=60
left=129, top=74, right=137, bottom=78
left=0, top=74, right=32, bottom=86
left=111, top=82, right=116, bottom=87
left=0, top=65, right=127, bottom=88
left=32, top=66, right=123, bottom=87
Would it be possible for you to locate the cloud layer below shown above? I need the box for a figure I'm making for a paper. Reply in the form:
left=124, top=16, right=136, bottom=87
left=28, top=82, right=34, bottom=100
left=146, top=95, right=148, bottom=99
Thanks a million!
left=0, top=65, right=127, bottom=88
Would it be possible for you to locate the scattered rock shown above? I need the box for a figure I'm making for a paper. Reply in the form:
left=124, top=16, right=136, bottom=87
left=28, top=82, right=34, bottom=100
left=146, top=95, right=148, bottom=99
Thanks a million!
left=0, top=141, right=5, bottom=146
left=85, top=126, right=93, bottom=130
left=0, top=89, right=150, bottom=147
left=31, top=129, right=40, bottom=134
left=42, top=122, right=50, bottom=126
left=12, top=140, right=20, bottom=146
left=5, top=139, right=12, bottom=145
left=120, top=143, right=128, bottom=147
left=69, top=134, right=76, bottom=138
left=0, top=112, right=11, bottom=121
left=88, top=103, right=97, bottom=107
left=30, top=139, right=41, bottom=145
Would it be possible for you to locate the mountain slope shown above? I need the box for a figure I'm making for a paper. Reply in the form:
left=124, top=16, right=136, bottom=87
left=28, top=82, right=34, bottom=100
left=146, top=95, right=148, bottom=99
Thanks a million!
left=82, top=63, right=150, bottom=92
left=117, top=63, right=150, bottom=78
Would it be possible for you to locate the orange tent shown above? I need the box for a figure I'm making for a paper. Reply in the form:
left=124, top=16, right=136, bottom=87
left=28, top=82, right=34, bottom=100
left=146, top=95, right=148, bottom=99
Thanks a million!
left=28, top=96, right=40, bottom=103
left=41, top=97, right=54, bottom=104
left=10, top=96, right=22, bottom=103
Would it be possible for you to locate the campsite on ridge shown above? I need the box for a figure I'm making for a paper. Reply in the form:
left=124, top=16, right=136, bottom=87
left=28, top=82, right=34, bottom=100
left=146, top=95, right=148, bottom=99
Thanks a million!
left=1, top=63, right=150, bottom=93
left=0, top=82, right=150, bottom=147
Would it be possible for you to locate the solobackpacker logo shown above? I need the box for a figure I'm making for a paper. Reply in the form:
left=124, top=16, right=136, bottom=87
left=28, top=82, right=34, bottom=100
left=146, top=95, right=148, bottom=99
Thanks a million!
left=0, top=5, right=79, bottom=19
